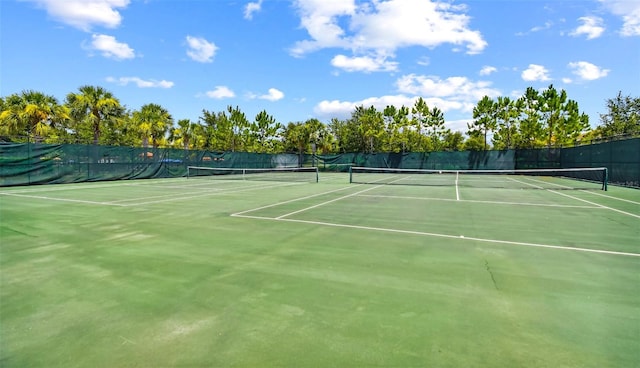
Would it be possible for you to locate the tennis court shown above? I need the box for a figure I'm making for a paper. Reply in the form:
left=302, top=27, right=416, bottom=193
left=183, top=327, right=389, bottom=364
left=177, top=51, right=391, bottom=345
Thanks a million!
left=1, top=170, right=639, bottom=367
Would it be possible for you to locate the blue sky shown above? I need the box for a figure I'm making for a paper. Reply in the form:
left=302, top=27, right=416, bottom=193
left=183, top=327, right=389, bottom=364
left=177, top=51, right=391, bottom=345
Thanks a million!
left=1, top=0, right=639, bottom=132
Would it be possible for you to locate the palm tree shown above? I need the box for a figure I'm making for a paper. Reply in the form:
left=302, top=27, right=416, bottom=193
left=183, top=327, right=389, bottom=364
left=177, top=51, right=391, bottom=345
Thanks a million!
left=303, top=118, right=324, bottom=153
left=316, top=128, right=335, bottom=154
left=132, top=103, right=173, bottom=149
left=65, top=85, right=122, bottom=145
left=0, top=90, right=69, bottom=142
left=169, top=119, right=198, bottom=150
left=283, top=122, right=309, bottom=158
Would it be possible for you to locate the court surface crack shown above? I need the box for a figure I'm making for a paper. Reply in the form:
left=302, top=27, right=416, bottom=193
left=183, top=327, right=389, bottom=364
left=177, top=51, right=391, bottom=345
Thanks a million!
left=484, top=259, right=499, bottom=291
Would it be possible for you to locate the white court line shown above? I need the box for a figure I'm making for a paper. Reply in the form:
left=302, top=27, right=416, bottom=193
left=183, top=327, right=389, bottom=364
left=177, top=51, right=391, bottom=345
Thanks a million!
left=582, top=190, right=640, bottom=205
left=0, top=181, right=303, bottom=208
left=232, top=214, right=640, bottom=258
left=232, top=185, right=361, bottom=216
left=0, top=178, right=196, bottom=195
left=525, top=177, right=573, bottom=190
left=124, top=181, right=304, bottom=207
left=0, top=192, right=127, bottom=206
left=132, top=183, right=221, bottom=190
left=506, top=176, right=544, bottom=189
left=273, top=175, right=410, bottom=219
left=0, top=177, right=248, bottom=194
left=357, top=194, right=602, bottom=209
left=275, top=185, right=384, bottom=219
left=0, top=182, right=142, bottom=194
left=548, top=190, right=640, bottom=219
left=522, top=177, right=640, bottom=220
left=109, top=187, right=225, bottom=203
left=234, top=174, right=402, bottom=218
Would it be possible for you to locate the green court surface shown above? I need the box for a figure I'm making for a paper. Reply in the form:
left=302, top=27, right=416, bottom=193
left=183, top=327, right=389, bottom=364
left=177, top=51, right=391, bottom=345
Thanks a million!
left=1, top=173, right=639, bottom=367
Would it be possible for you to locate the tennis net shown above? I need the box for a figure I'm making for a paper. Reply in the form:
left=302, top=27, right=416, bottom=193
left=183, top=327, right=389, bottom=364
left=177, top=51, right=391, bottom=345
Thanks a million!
left=187, top=166, right=319, bottom=183
left=349, top=167, right=608, bottom=190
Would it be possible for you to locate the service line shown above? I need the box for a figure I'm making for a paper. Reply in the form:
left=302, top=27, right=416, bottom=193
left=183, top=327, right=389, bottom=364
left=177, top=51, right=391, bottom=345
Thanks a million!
left=232, top=214, right=640, bottom=258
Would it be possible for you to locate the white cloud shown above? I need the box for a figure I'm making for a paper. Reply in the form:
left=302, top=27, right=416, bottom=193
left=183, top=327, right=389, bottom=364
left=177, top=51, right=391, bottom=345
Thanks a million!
left=24, top=0, right=129, bottom=31
left=562, top=77, right=573, bottom=84
left=331, top=54, right=398, bottom=72
left=289, top=0, right=356, bottom=56
left=570, top=16, right=605, bottom=39
left=290, top=0, right=487, bottom=68
left=186, top=36, right=217, bottom=63
left=530, top=21, right=553, bottom=33
left=314, top=95, right=417, bottom=119
left=445, top=119, right=472, bottom=133
left=106, top=76, right=173, bottom=88
left=568, top=61, right=610, bottom=80
left=314, top=95, right=421, bottom=119
left=252, top=88, right=285, bottom=101
left=521, top=64, right=551, bottom=81
left=89, top=34, right=135, bottom=60
left=244, top=0, right=263, bottom=20
left=479, top=66, right=497, bottom=76
left=395, top=74, right=501, bottom=102
left=349, top=0, right=486, bottom=54
left=314, top=100, right=358, bottom=118
left=416, top=56, right=430, bottom=66
left=314, top=95, right=472, bottom=121
left=516, top=21, right=553, bottom=36
left=205, top=86, right=235, bottom=99
left=314, top=73, right=500, bottom=122
left=599, top=0, right=640, bottom=36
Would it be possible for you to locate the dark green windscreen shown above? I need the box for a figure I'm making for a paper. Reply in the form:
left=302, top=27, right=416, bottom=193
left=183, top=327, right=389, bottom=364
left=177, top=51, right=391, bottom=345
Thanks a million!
left=1, top=138, right=637, bottom=188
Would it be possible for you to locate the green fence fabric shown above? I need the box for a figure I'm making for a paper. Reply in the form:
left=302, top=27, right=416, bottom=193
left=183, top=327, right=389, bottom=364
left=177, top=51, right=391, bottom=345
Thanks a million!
left=1, top=138, right=638, bottom=187
left=514, top=148, right=562, bottom=169
left=560, top=138, right=639, bottom=187
left=311, top=151, right=515, bottom=171
left=0, top=144, right=300, bottom=186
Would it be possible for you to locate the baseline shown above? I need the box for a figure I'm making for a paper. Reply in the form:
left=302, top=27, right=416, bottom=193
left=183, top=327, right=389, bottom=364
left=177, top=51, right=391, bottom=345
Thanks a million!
left=271, top=175, right=410, bottom=219
left=232, top=214, right=640, bottom=258
left=276, top=185, right=384, bottom=219
left=582, top=190, right=640, bottom=205
left=109, top=187, right=225, bottom=203
left=0, top=178, right=204, bottom=195
left=0, top=181, right=303, bottom=208
left=548, top=190, right=640, bottom=219
left=0, top=192, right=127, bottom=207
left=521, top=177, right=640, bottom=220
left=124, top=181, right=304, bottom=207
left=357, top=194, right=602, bottom=209
left=232, top=174, right=401, bottom=218
left=231, top=185, right=361, bottom=216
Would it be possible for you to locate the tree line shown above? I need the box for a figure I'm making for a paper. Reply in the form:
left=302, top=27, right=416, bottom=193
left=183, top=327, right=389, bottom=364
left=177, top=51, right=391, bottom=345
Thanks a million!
left=1, top=85, right=638, bottom=154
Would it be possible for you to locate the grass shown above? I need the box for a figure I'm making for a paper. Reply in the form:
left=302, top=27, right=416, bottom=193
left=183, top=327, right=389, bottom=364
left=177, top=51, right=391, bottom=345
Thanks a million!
left=1, top=173, right=639, bottom=367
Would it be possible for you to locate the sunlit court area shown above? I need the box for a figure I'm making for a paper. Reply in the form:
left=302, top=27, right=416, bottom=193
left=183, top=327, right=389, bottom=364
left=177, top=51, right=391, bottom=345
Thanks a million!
left=1, top=164, right=638, bottom=367
left=3, top=0, right=640, bottom=366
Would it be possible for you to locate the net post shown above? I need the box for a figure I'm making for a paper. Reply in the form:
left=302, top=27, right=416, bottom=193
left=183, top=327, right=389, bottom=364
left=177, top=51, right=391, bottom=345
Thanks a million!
left=315, top=167, right=319, bottom=183
left=349, top=166, right=353, bottom=183
left=603, top=167, right=608, bottom=191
